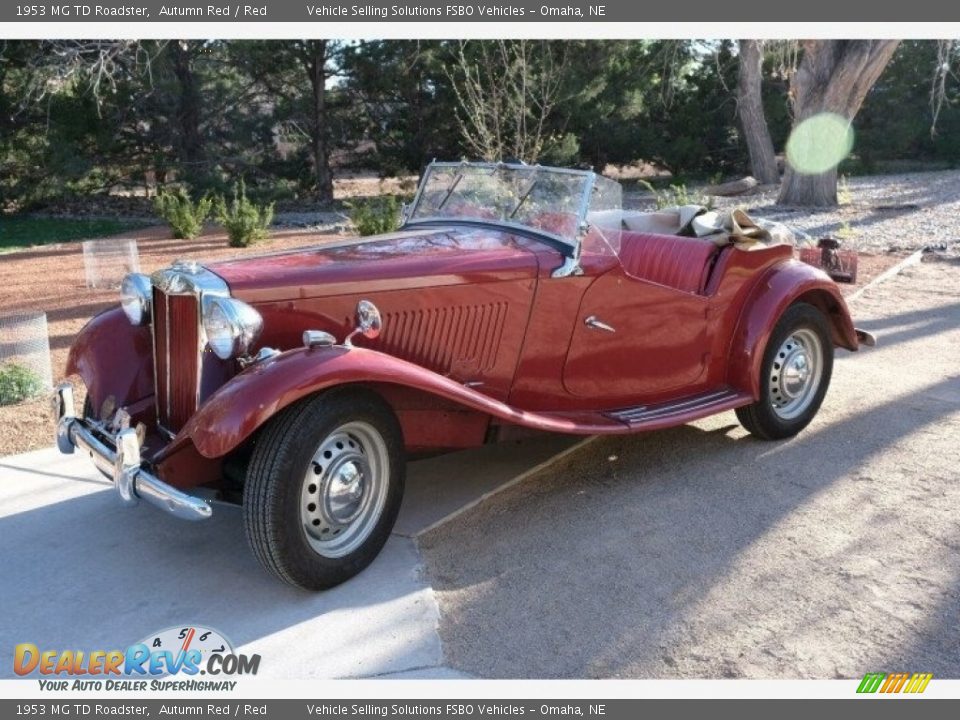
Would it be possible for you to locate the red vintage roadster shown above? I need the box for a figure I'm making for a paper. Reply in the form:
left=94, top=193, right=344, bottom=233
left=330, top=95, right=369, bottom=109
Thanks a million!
left=53, top=162, right=874, bottom=589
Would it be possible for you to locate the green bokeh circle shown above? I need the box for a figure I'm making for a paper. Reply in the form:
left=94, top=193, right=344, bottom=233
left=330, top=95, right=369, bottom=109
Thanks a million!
left=785, top=113, right=855, bottom=175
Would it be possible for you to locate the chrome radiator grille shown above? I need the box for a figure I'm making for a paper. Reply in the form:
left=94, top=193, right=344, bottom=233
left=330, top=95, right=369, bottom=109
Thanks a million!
left=149, top=262, right=233, bottom=435
left=152, top=287, right=201, bottom=433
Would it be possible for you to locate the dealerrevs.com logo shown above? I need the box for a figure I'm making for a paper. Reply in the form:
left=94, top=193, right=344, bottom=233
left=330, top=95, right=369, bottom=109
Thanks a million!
left=14, top=626, right=260, bottom=692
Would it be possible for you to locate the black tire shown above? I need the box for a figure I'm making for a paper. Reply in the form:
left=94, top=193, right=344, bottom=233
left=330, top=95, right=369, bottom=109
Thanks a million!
left=736, top=302, right=834, bottom=440
left=243, top=386, right=405, bottom=590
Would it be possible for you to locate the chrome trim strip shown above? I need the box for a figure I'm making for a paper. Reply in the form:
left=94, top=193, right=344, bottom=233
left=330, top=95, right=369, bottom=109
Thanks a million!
left=164, top=293, right=171, bottom=422
left=611, top=392, right=729, bottom=419
left=53, top=384, right=211, bottom=522
left=149, top=287, right=162, bottom=435
left=195, top=294, right=205, bottom=412
left=607, top=389, right=738, bottom=423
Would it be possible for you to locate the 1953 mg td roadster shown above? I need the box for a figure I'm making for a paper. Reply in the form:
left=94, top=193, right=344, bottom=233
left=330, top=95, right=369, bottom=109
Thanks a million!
left=53, top=162, right=874, bottom=589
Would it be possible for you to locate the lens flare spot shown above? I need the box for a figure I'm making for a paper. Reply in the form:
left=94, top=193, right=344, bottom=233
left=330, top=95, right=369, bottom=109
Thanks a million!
left=785, top=113, right=855, bottom=175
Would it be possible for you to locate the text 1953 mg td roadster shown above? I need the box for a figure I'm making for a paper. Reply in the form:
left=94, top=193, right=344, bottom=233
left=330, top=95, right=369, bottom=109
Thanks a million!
left=53, top=161, right=875, bottom=589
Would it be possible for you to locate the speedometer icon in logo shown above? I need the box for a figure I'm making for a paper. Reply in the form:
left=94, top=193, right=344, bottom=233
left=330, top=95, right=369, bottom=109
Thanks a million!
left=137, top=625, right=234, bottom=676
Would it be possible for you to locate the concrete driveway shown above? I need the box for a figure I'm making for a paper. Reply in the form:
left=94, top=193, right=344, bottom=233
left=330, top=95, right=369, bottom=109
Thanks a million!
left=419, top=260, right=960, bottom=679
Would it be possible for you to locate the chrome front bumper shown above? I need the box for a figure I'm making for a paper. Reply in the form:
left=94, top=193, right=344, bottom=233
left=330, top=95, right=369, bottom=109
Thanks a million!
left=52, top=384, right=212, bottom=521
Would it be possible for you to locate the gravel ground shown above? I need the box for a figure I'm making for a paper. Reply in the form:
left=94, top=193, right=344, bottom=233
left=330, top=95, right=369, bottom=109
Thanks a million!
left=420, top=259, right=960, bottom=679
left=626, top=169, right=960, bottom=255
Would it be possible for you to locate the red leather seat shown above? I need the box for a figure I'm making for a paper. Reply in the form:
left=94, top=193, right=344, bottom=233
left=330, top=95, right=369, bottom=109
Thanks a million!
left=618, top=231, right=719, bottom=294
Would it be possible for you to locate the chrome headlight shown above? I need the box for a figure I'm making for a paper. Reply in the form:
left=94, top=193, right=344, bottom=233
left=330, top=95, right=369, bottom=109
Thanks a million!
left=202, top=296, right=263, bottom=360
left=120, top=273, right=152, bottom=326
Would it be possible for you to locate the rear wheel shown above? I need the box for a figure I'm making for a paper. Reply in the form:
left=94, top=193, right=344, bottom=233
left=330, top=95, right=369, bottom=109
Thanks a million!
left=736, top=302, right=833, bottom=440
left=243, top=387, right=405, bottom=590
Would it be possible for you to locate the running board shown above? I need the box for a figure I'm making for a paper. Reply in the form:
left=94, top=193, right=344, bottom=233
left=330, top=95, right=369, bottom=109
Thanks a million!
left=604, top=387, right=752, bottom=428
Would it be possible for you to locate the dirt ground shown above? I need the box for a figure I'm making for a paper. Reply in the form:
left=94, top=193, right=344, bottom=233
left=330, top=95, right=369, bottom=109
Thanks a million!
left=0, top=223, right=904, bottom=457
left=420, top=259, right=960, bottom=678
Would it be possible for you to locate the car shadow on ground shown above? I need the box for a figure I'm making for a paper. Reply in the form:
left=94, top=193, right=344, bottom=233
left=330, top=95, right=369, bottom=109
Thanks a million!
left=855, top=301, right=960, bottom=348
left=419, top=370, right=960, bottom=679
left=0, top=486, right=439, bottom=679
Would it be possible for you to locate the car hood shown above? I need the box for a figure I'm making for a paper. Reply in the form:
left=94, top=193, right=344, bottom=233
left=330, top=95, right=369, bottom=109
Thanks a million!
left=208, top=224, right=546, bottom=304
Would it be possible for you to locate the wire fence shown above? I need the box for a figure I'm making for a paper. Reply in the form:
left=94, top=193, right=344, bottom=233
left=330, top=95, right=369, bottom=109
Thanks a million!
left=82, top=237, right=141, bottom=289
left=0, top=311, right=53, bottom=406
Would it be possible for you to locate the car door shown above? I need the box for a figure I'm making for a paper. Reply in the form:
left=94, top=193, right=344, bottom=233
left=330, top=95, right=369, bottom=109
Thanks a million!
left=562, top=266, right=710, bottom=402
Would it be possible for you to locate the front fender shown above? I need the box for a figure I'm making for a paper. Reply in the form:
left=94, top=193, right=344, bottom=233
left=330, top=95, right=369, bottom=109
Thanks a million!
left=65, top=308, right=154, bottom=412
left=727, top=259, right=859, bottom=398
left=168, top=345, right=618, bottom=460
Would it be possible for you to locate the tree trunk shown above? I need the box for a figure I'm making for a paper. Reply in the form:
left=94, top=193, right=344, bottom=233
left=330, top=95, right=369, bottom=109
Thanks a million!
left=168, top=41, right=204, bottom=177
left=304, top=40, right=334, bottom=203
left=779, top=165, right=840, bottom=206
left=737, top=40, right=779, bottom=185
left=778, top=40, right=900, bottom=206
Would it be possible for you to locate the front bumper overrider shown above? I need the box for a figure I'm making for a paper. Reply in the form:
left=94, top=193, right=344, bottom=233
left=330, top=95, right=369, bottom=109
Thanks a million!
left=52, top=383, right=212, bottom=521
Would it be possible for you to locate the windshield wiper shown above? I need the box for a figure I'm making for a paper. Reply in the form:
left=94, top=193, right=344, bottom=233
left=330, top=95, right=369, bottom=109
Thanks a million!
left=509, top=171, right=540, bottom=219
left=436, top=171, right=464, bottom=212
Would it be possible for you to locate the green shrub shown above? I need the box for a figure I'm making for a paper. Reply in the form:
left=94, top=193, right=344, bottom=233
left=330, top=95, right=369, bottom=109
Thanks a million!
left=153, top=187, right=213, bottom=239
left=0, top=362, right=44, bottom=406
left=347, top=195, right=402, bottom=237
left=216, top=180, right=274, bottom=248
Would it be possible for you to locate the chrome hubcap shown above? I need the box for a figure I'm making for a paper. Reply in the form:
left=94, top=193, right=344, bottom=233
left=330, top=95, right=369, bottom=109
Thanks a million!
left=769, top=328, right=823, bottom=421
left=300, top=421, right=389, bottom=558
left=325, top=459, right=366, bottom=524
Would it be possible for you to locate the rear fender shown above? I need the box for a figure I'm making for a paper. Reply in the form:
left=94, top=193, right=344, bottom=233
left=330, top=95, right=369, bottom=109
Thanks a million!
left=727, top=259, right=859, bottom=398
left=65, top=308, right=154, bottom=412
left=168, top=346, right=600, bottom=460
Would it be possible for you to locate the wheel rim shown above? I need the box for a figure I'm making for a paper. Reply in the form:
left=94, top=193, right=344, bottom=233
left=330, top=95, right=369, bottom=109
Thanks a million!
left=300, top=421, right=389, bottom=558
left=768, top=328, right=824, bottom=421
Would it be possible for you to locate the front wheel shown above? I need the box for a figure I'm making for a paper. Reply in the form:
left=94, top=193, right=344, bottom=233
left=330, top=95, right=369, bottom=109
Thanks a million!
left=243, top=387, right=405, bottom=590
left=736, top=302, right=834, bottom=440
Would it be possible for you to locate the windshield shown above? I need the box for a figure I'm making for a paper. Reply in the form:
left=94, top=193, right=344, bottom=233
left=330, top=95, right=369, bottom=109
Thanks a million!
left=407, top=162, right=622, bottom=252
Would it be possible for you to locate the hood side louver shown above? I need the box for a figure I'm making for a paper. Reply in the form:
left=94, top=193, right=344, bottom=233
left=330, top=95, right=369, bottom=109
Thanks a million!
left=374, top=302, right=508, bottom=376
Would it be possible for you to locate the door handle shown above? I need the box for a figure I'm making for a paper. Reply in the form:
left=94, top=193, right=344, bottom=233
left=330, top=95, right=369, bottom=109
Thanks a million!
left=584, top=315, right=616, bottom=333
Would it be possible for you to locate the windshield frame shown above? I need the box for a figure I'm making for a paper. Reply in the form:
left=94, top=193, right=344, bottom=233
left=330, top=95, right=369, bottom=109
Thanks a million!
left=404, top=161, right=601, bottom=255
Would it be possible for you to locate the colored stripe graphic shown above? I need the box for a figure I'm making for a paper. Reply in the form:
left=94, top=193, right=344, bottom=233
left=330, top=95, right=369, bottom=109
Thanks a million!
left=857, top=673, right=885, bottom=693
left=857, top=672, right=932, bottom=694
left=891, top=673, right=909, bottom=693
left=879, top=673, right=897, bottom=693
left=910, top=673, right=933, bottom=693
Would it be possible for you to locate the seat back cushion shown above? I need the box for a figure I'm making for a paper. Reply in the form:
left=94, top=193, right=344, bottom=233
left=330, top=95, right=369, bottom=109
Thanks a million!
left=618, top=231, right=719, bottom=294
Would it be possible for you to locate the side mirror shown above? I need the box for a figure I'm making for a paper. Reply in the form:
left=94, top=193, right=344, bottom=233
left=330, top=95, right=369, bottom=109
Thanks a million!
left=345, top=300, right=383, bottom=347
